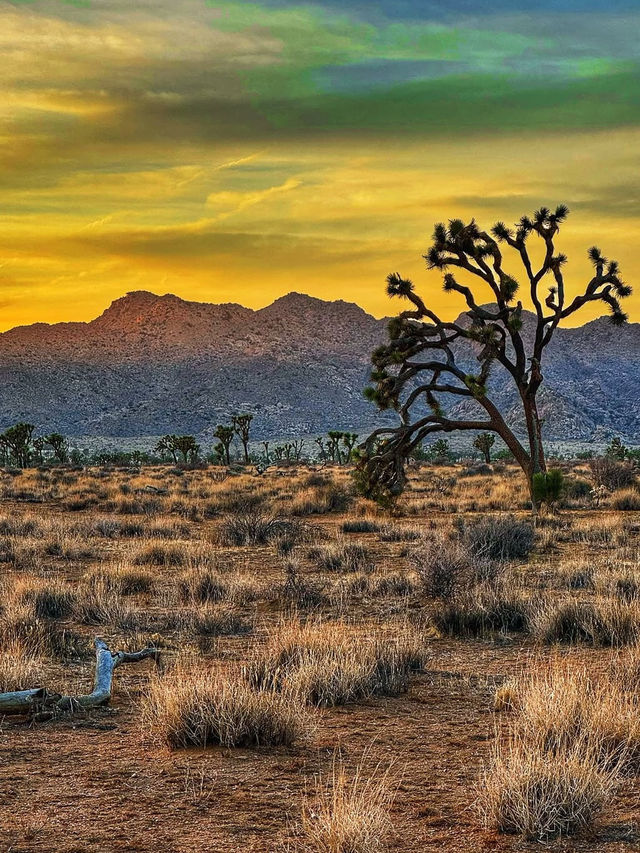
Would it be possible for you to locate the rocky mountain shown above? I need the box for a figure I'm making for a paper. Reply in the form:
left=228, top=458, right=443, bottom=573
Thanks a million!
left=0, top=290, right=638, bottom=443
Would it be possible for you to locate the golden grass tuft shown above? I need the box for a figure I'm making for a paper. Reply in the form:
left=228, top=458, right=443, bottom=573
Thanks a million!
left=299, top=755, right=394, bottom=853
left=141, top=658, right=310, bottom=749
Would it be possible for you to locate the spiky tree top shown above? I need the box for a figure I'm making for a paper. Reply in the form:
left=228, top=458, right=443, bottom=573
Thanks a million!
left=360, top=205, right=630, bottom=501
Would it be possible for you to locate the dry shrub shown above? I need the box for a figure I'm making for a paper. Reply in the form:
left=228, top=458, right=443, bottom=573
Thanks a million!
left=247, top=620, right=426, bottom=707
left=299, top=755, right=394, bottom=853
left=218, top=513, right=308, bottom=547
left=189, top=604, right=251, bottom=638
left=412, top=537, right=473, bottom=600
left=133, top=542, right=188, bottom=567
left=481, top=733, right=618, bottom=840
left=307, top=542, right=374, bottom=574
left=609, top=488, right=640, bottom=511
left=179, top=568, right=229, bottom=603
left=430, top=587, right=530, bottom=637
left=459, top=515, right=534, bottom=562
left=341, top=519, right=381, bottom=534
left=531, top=598, right=640, bottom=646
left=590, top=458, right=637, bottom=491
left=141, top=659, right=309, bottom=749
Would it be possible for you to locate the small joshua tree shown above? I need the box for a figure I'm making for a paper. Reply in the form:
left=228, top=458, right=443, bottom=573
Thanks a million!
left=232, top=413, right=253, bottom=464
left=213, top=425, right=234, bottom=466
left=359, top=205, right=630, bottom=510
left=0, top=422, right=35, bottom=468
left=44, top=432, right=69, bottom=464
left=473, top=432, right=495, bottom=464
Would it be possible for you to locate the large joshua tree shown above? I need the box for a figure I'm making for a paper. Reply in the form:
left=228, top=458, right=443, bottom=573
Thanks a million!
left=359, top=205, right=630, bottom=509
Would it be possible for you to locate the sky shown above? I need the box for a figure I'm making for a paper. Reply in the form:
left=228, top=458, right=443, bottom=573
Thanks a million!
left=1, top=0, right=640, bottom=329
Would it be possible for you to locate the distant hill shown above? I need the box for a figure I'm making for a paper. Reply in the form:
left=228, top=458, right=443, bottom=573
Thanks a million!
left=0, top=290, right=638, bottom=442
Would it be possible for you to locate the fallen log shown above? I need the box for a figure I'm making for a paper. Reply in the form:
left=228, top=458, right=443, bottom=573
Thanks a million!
left=0, top=638, right=159, bottom=718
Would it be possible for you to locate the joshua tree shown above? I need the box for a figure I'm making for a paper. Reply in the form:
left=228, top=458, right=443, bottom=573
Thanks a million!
left=155, top=434, right=198, bottom=464
left=0, top=422, right=35, bottom=468
left=173, top=435, right=200, bottom=464
left=359, top=205, right=630, bottom=509
left=155, top=435, right=179, bottom=463
left=473, top=432, right=495, bottom=464
left=342, top=432, right=358, bottom=462
left=314, top=436, right=327, bottom=461
left=44, top=432, right=69, bottom=463
left=213, top=425, right=234, bottom=466
left=232, top=413, right=253, bottom=464
left=262, top=441, right=271, bottom=463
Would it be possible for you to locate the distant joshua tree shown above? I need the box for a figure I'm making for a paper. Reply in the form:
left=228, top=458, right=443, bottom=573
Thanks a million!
left=155, top=434, right=199, bottom=464
left=0, top=422, right=35, bottom=468
left=473, top=432, right=495, bottom=464
left=44, top=432, right=69, bottom=464
left=213, top=425, right=234, bottom=466
left=359, top=205, right=631, bottom=510
left=232, top=413, right=253, bottom=464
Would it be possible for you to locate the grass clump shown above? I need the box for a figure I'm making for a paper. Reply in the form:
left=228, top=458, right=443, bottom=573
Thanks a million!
left=141, top=660, right=309, bottom=749
left=299, top=755, right=394, bottom=853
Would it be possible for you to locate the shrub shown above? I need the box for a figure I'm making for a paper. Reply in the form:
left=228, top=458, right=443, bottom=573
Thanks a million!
left=430, top=588, right=530, bottom=637
left=532, top=469, right=564, bottom=506
left=609, top=488, right=640, bottom=511
left=218, top=513, right=308, bottom=547
left=189, top=605, right=251, bottom=638
left=32, top=583, right=77, bottom=620
left=531, top=599, right=640, bottom=646
left=481, top=734, right=617, bottom=840
left=307, top=542, right=374, bottom=574
left=0, top=639, right=46, bottom=691
left=141, top=661, right=309, bottom=749
left=247, top=620, right=426, bottom=707
left=179, top=568, right=229, bottom=604
left=412, top=538, right=472, bottom=600
left=377, top=524, right=422, bottom=543
left=590, top=458, right=637, bottom=491
left=133, top=543, right=188, bottom=567
left=341, top=519, right=381, bottom=534
left=460, top=515, right=534, bottom=562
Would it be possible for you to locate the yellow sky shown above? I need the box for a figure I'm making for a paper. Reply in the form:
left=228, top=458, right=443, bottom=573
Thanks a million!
left=2, top=2, right=640, bottom=330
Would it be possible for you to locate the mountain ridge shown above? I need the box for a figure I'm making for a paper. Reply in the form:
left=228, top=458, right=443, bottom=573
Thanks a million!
left=1, top=290, right=638, bottom=442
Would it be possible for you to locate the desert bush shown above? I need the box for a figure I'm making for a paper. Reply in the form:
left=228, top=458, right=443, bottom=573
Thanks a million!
left=247, top=620, right=426, bottom=707
left=412, top=538, right=473, bottom=600
left=430, top=588, right=530, bottom=637
left=609, top=488, right=640, bottom=511
left=300, top=755, right=393, bottom=853
left=282, top=561, right=328, bottom=610
left=133, top=543, right=188, bottom=567
left=377, top=524, right=422, bottom=543
left=459, top=515, right=534, bottom=562
left=481, top=733, right=617, bottom=840
left=341, top=519, right=381, bottom=534
left=189, top=605, right=251, bottom=638
left=179, top=568, right=229, bottom=604
left=32, top=582, right=77, bottom=620
left=307, top=542, right=374, bottom=574
left=590, top=458, right=637, bottom=491
left=531, top=598, right=640, bottom=646
left=218, top=513, right=308, bottom=547
left=373, top=574, right=415, bottom=598
left=141, top=660, right=309, bottom=748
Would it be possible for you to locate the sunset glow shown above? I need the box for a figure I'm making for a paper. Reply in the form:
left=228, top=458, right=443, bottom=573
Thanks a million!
left=2, top=0, right=639, bottom=329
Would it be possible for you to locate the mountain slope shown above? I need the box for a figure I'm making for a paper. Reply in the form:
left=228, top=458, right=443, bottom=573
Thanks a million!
left=0, top=291, right=638, bottom=441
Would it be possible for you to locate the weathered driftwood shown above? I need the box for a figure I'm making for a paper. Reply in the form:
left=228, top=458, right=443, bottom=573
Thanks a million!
left=0, top=638, right=159, bottom=718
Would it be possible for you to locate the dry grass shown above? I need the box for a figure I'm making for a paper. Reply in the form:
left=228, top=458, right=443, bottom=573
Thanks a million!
left=299, top=754, right=394, bottom=853
left=141, top=657, right=310, bottom=749
left=247, top=619, right=426, bottom=707
left=0, top=639, right=47, bottom=692
left=481, top=732, right=618, bottom=840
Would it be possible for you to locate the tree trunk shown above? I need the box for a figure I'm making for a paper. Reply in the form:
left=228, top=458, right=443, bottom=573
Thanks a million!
left=0, top=639, right=159, bottom=718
